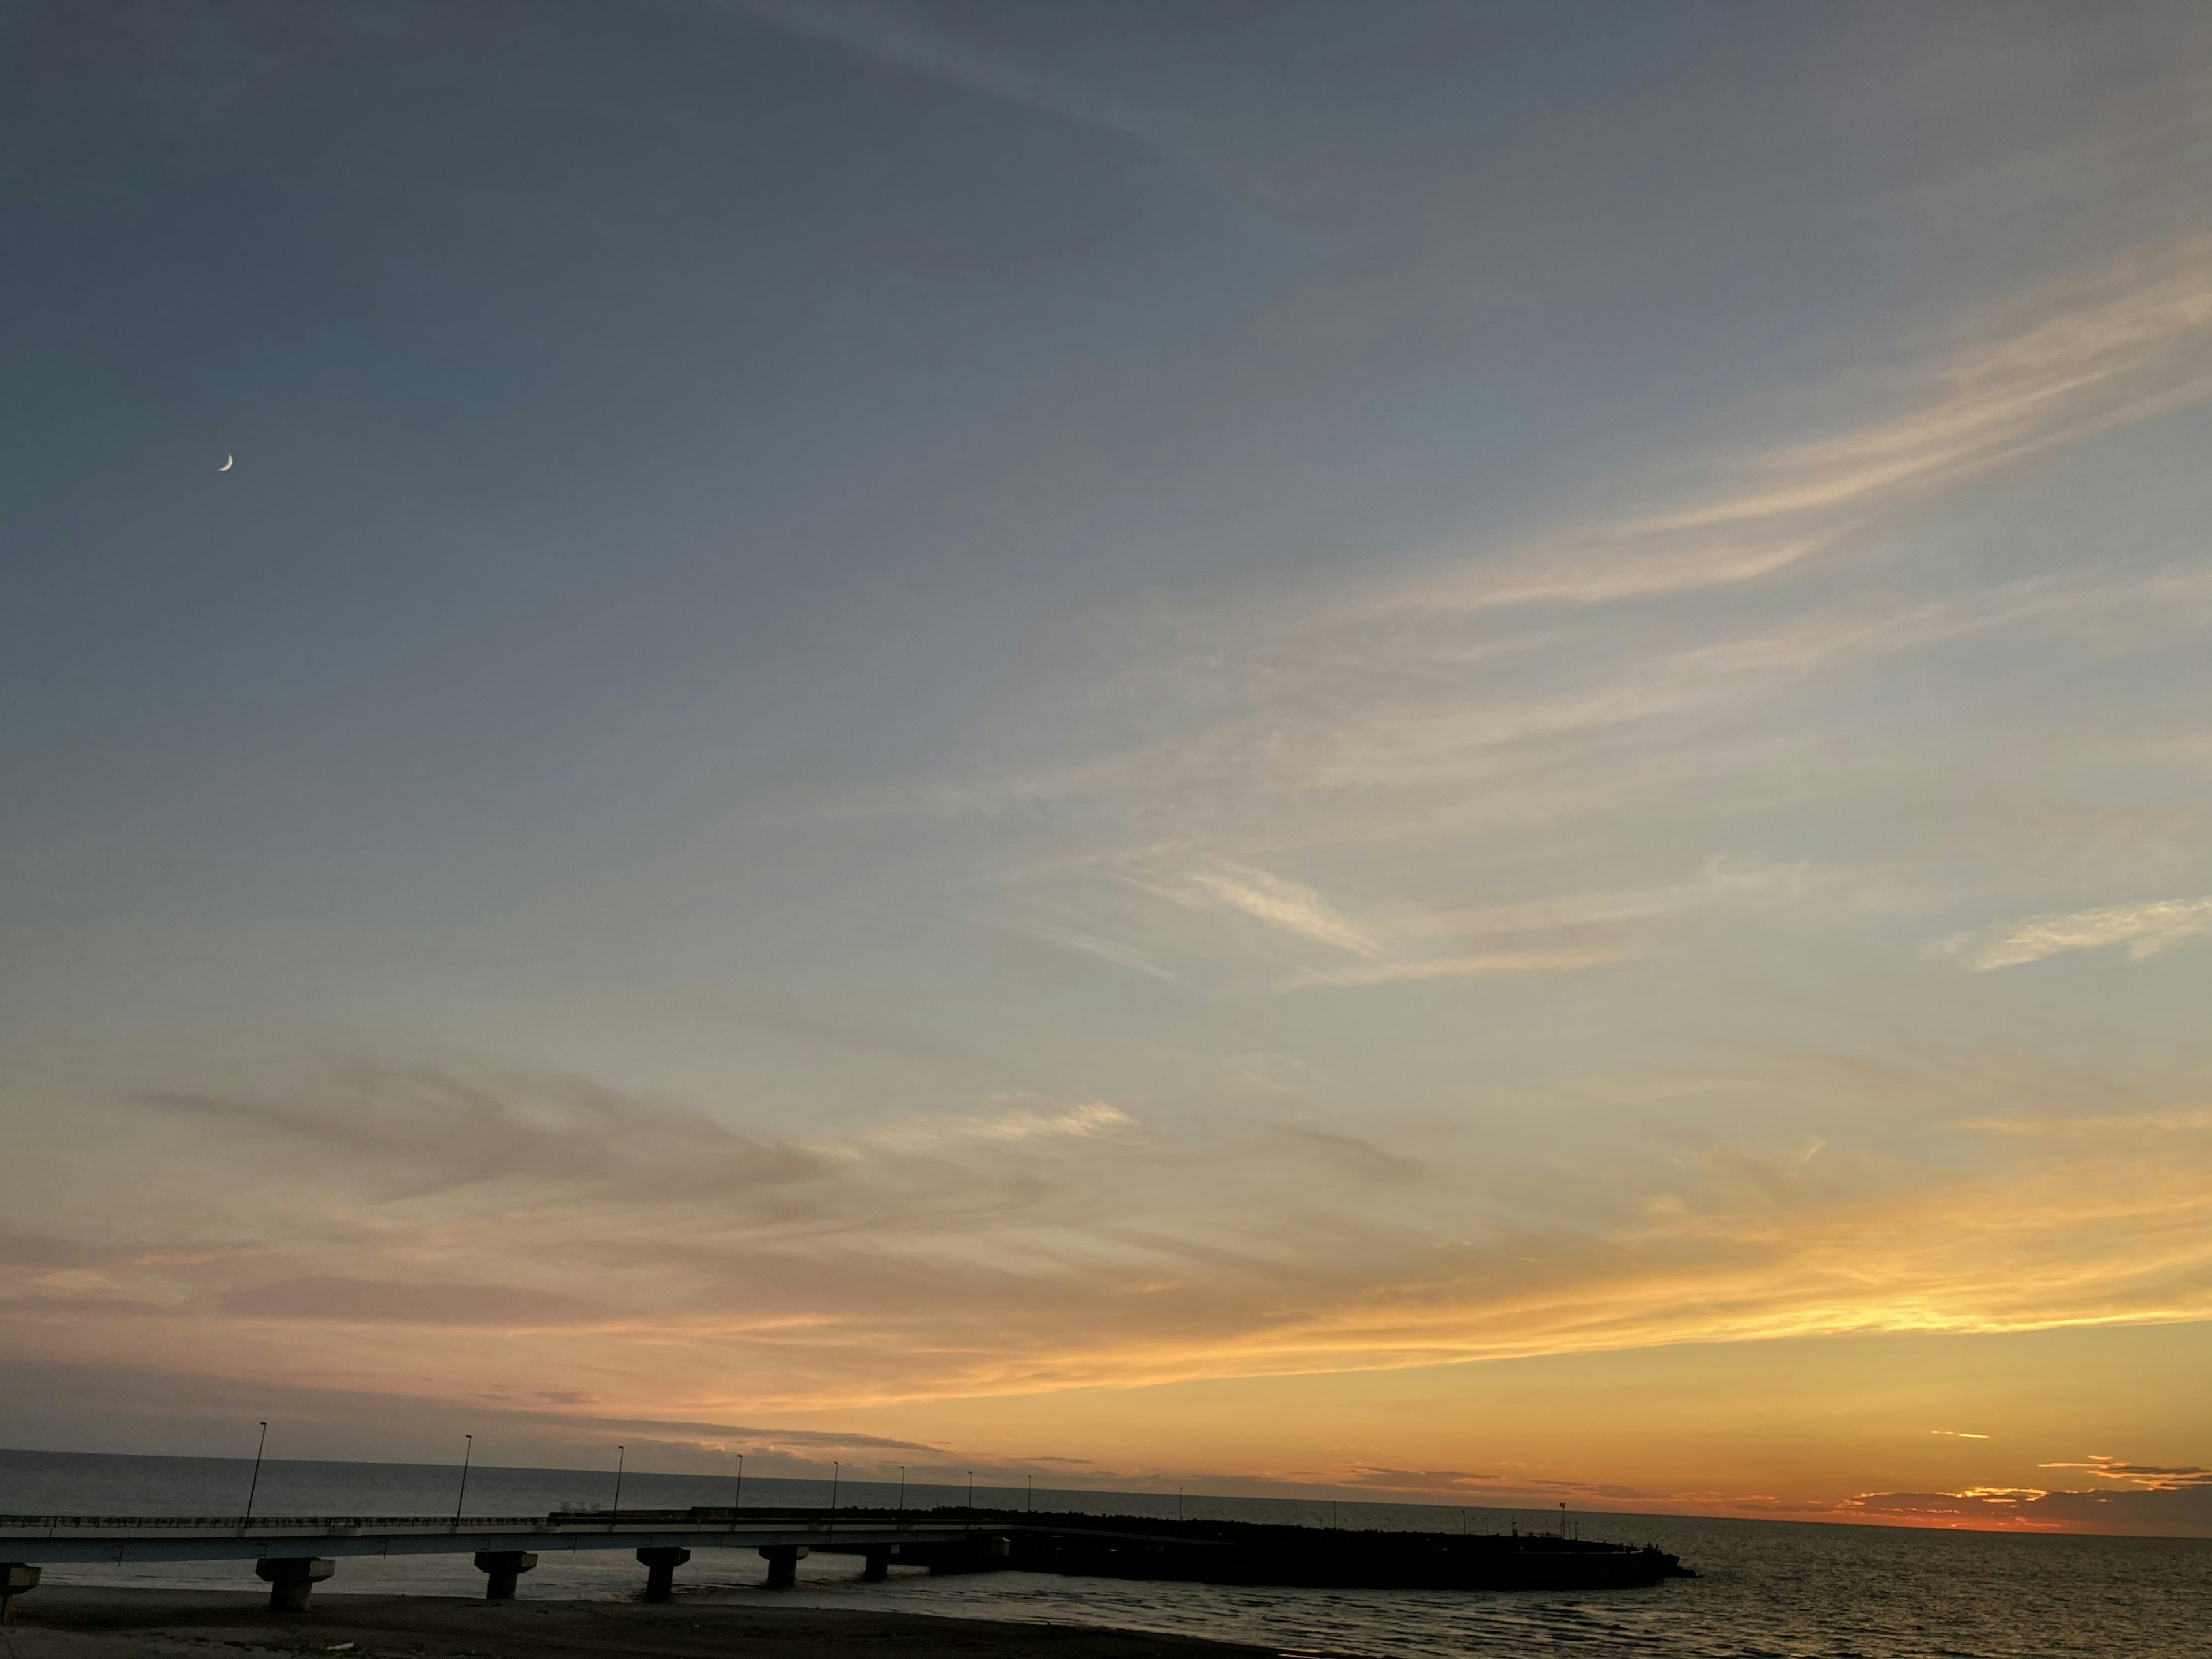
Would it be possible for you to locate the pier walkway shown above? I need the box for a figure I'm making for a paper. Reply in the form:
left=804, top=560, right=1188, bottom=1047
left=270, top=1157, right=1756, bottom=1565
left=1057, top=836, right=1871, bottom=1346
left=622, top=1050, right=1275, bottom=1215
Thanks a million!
left=0, top=1508, right=995, bottom=1609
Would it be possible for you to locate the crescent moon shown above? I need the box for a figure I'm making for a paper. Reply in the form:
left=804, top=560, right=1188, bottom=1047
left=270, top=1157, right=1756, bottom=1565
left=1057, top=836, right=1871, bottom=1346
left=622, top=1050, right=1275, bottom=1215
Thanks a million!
left=218, top=454, right=233, bottom=472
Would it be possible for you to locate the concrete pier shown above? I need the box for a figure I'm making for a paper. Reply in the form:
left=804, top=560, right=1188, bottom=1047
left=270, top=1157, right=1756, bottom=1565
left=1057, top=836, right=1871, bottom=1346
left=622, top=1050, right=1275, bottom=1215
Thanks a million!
left=472, top=1549, right=538, bottom=1600
left=253, top=1557, right=334, bottom=1612
left=757, top=1544, right=808, bottom=1589
left=0, top=1564, right=39, bottom=1624
left=861, top=1546, right=891, bottom=1582
left=635, top=1546, right=691, bottom=1601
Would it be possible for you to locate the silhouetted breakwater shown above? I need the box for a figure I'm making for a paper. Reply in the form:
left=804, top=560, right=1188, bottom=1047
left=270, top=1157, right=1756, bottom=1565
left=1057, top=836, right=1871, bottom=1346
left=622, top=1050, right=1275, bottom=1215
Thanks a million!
left=1015, top=1510, right=1691, bottom=1590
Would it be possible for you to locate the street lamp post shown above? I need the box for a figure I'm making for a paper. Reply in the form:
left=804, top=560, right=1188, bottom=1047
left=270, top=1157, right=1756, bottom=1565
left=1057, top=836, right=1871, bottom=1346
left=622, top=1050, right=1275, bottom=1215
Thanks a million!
left=733, top=1453, right=744, bottom=1516
left=243, top=1423, right=268, bottom=1528
left=611, top=1445, right=626, bottom=1524
left=452, top=1435, right=473, bottom=1531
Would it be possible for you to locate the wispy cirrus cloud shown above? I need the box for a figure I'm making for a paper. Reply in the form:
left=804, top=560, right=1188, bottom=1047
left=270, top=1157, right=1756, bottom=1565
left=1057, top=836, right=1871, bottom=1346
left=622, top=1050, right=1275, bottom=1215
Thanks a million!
left=1289, top=944, right=1633, bottom=988
left=1955, top=1107, right=2212, bottom=1137
left=1039, top=852, right=1817, bottom=993
left=1335, top=236, right=2212, bottom=624
left=841, top=1098, right=1137, bottom=1156
left=1169, top=865, right=1385, bottom=958
left=919, top=232, right=2212, bottom=1019
left=1926, top=895, right=2212, bottom=971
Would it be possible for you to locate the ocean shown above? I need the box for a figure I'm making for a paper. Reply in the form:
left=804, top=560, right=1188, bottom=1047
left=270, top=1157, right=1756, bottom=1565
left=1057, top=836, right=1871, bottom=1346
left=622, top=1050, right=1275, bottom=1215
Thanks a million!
left=3, top=1448, right=2205, bottom=1658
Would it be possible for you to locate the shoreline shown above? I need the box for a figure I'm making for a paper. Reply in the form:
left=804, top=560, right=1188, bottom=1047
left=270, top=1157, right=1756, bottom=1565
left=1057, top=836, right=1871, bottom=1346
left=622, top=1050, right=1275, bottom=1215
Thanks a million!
left=2, top=1585, right=1291, bottom=1659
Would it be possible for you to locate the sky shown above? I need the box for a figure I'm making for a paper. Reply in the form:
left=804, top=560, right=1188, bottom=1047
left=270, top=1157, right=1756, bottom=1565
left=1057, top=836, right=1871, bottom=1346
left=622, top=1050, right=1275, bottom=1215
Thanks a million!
left=3, top=0, right=2211, bottom=1536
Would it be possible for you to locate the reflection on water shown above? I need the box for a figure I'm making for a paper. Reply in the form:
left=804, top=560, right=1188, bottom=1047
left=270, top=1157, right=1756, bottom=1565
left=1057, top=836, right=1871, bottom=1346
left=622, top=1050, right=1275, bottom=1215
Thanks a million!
left=6, top=1450, right=2206, bottom=1658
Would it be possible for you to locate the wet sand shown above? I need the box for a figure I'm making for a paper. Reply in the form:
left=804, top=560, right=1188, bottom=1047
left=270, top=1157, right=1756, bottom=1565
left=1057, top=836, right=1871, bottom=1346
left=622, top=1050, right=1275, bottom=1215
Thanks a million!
left=2, top=1587, right=1286, bottom=1659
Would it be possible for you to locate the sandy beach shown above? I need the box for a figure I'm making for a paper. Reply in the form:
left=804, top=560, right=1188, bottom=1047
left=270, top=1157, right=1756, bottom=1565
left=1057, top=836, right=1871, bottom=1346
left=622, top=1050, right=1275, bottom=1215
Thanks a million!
left=2, top=1588, right=1285, bottom=1659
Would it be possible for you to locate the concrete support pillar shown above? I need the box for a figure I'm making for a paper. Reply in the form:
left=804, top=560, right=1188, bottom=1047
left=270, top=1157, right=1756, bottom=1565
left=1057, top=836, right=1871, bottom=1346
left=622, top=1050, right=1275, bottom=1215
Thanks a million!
left=635, top=1546, right=691, bottom=1603
left=861, top=1547, right=890, bottom=1582
left=0, top=1565, right=40, bottom=1625
left=756, top=1544, right=808, bottom=1590
left=254, top=1558, right=335, bottom=1613
left=472, top=1551, right=539, bottom=1601
left=925, top=1536, right=1011, bottom=1575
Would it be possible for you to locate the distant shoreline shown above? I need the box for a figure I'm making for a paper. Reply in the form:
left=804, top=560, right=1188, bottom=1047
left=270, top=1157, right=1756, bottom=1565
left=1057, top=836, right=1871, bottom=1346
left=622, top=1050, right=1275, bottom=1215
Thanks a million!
left=5, top=1584, right=1288, bottom=1659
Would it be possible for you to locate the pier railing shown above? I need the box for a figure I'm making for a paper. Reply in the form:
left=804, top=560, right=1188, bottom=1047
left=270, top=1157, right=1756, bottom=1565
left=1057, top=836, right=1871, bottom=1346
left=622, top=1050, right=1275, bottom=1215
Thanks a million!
left=0, top=1516, right=546, bottom=1533
left=0, top=1510, right=922, bottom=1532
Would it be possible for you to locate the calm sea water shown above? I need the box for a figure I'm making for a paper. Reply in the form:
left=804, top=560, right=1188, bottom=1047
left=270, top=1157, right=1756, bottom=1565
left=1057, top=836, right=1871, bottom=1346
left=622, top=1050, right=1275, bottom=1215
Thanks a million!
left=3, top=1449, right=2205, bottom=1658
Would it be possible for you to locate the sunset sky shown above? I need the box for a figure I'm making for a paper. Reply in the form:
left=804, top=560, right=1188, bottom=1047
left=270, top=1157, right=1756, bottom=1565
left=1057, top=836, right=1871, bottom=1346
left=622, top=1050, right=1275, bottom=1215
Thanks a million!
left=5, top=2, right=2210, bottom=1535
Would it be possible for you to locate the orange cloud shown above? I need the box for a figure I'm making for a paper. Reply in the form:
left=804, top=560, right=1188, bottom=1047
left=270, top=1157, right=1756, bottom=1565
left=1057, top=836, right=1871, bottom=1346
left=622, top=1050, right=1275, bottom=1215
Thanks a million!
left=3, top=1061, right=2208, bottom=1423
